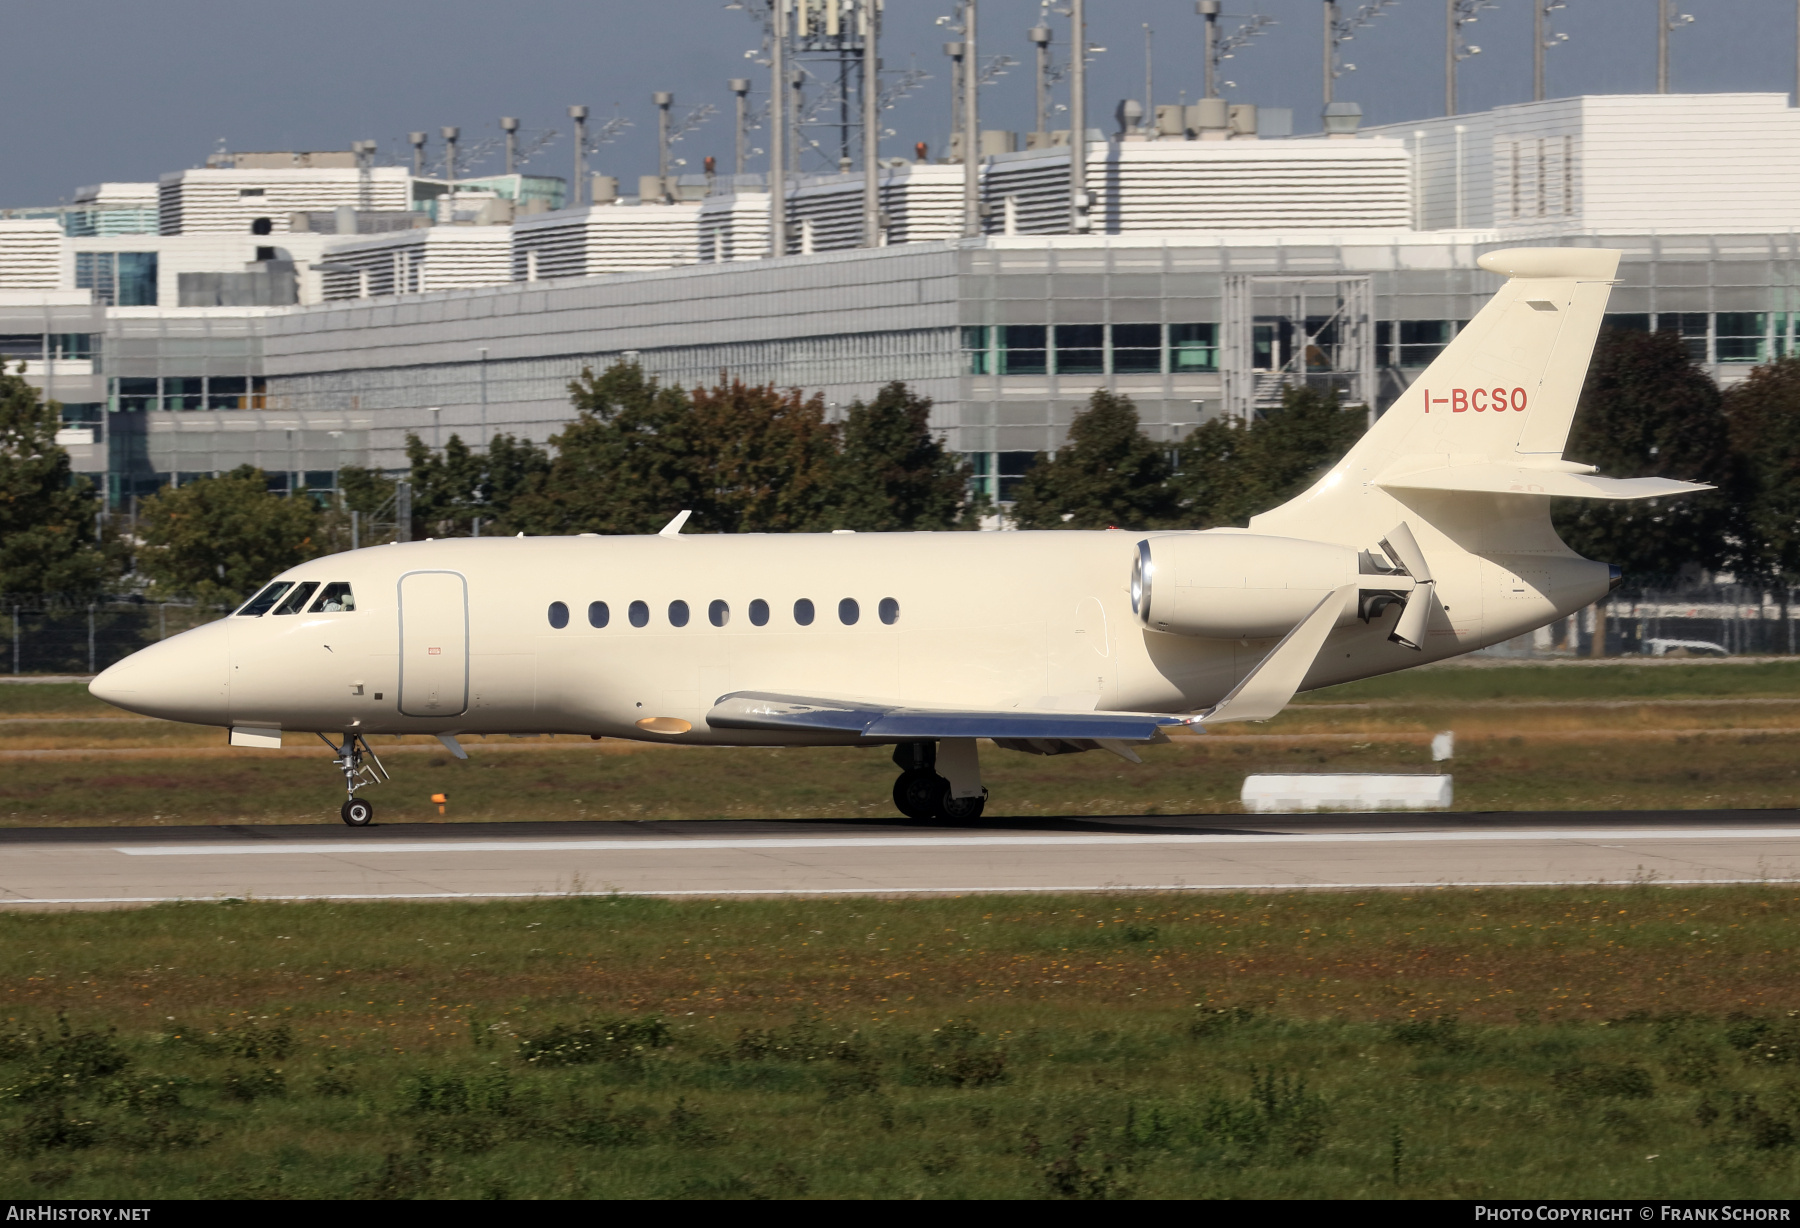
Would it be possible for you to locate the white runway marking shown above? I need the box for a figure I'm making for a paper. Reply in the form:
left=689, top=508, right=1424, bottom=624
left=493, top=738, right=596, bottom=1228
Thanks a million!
left=114, top=828, right=1800, bottom=856
left=10, top=878, right=1798, bottom=906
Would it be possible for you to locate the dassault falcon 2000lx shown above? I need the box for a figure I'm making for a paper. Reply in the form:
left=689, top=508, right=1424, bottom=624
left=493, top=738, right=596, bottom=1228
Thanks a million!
left=90, top=247, right=1709, bottom=827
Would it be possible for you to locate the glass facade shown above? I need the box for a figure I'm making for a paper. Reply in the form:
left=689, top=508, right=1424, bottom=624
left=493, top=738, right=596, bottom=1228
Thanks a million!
left=111, top=375, right=266, bottom=412
left=76, top=252, right=158, bottom=307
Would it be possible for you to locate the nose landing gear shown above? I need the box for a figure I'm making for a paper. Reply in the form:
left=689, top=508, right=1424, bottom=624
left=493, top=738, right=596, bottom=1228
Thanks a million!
left=890, top=742, right=987, bottom=823
left=318, top=732, right=389, bottom=827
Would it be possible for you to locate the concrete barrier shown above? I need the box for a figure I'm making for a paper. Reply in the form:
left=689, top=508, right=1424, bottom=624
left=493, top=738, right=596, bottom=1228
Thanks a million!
left=1241, top=773, right=1454, bottom=813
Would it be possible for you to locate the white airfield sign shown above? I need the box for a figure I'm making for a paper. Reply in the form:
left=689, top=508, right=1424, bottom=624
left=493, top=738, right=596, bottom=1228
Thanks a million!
left=90, top=247, right=1707, bottom=827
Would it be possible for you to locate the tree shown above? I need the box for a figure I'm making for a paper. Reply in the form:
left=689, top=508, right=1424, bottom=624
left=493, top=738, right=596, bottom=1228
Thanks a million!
left=1723, top=356, right=1800, bottom=584
left=1175, top=383, right=1366, bottom=528
left=402, top=430, right=549, bottom=538
left=135, top=466, right=322, bottom=605
left=834, top=381, right=979, bottom=531
left=1009, top=390, right=1180, bottom=529
left=0, top=367, right=110, bottom=595
left=1552, top=328, right=1741, bottom=586
left=684, top=376, right=839, bottom=533
left=509, top=362, right=696, bottom=535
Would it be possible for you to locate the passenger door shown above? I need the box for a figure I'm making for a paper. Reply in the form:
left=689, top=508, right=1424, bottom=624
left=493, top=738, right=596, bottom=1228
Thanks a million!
left=398, top=571, right=469, bottom=718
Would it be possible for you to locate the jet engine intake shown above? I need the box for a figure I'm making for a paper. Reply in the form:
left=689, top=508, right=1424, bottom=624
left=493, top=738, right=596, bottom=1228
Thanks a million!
left=1132, top=533, right=1360, bottom=640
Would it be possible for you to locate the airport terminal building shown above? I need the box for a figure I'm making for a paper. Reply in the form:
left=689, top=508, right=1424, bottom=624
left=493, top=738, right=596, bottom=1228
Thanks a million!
left=3, top=92, right=1799, bottom=505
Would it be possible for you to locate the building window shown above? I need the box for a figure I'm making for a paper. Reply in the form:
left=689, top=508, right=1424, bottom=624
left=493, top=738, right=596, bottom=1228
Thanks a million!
left=999, top=325, right=1047, bottom=375
left=961, top=325, right=992, bottom=375
left=207, top=376, right=247, bottom=410
left=1054, top=324, right=1104, bottom=375
left=1602, top=314, right=1651, bottom=333
left=1397, top=320, right=1458, bottom=367
left=1658, top=313, right=1709, bottom=364
left=162, top=376, right=202, bottom=411
left=1111, top=323, right=1162, bottom=374
left=1169, top=323, right=1217, bottom=372
left=115, top=377, right=157, bottom=412
left=75, top=252, right=158, bottom=307
left=1714, top=313, right=1767, bottom=364
left=997, top=451, right=1036, bottom=503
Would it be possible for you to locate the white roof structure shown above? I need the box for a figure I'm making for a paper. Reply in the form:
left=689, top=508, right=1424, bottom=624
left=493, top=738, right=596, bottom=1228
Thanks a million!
left=512, top=203, right=703, bottom=280
left=320, top=227, right=514, bottom=300
left=0, top=221, right=63, bottom=290
left=156, top=167, right=412, bottom=235
left=1365, top=93, right=1800, bottom=235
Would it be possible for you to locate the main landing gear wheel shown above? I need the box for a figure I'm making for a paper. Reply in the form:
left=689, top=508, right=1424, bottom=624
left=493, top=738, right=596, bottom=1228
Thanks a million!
left=341, top=798, right=374, bottom=827
left=893, top=769, right=939, bottom=821
left=933, top=785, right=987, bottom=823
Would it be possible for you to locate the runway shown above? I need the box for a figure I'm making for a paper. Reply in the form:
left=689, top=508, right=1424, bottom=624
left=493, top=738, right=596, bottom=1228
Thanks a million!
left=3, top=810, right=1799, bottom=906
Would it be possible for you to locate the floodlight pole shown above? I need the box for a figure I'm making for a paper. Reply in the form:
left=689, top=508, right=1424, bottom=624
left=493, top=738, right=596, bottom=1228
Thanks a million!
left=769, top=0, right=788, bottom=256
left=569, top=105, right=589, bottom=207
left=730, top=78, right=751, bottom=175
left=962, top=0, right=980, bottom=238
left=1199, top=0, right=1221, bottom=100
left=862, top=0, right=882, bottom=246
left=1029, top=24, right=1051, bottom=141
left=1069, top=0, right=1088, bottom=232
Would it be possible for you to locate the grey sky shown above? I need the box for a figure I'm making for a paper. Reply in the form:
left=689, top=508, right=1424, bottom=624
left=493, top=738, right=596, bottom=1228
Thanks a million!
left=3, top=0, right=1793, bottom=207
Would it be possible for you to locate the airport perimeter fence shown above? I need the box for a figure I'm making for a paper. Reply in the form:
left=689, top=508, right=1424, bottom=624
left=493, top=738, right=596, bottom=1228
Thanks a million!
left=0, top=596, right=229, bottom=677
left=2, top=583, right=1795, bottom=678
left=1482, top=584, right=1800, bottom=659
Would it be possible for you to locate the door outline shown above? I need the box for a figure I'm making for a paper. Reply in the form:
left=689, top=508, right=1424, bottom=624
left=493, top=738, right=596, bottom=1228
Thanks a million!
left=397, top=569, right=470, bottom=718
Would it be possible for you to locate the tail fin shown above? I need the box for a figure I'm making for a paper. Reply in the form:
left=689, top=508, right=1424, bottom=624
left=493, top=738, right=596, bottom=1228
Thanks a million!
left=1251, top=246, right=1630, bottom=545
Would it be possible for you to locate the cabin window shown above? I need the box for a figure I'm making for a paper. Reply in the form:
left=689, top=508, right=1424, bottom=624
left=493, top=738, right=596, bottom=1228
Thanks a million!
left=879, top=597, right=900, bottom=625
left=588, top=601, right=609, bottom=628
left=668, top=600, right=690, bottom=627
left=628, top=600, right=649, bottom=628
left=308, top=582, right=355, bottom=613
left=547, top=601, right=570, bottom=629
left=272, top=582, right=319, bottom=615
left=838, top=597, right=860, bottom=625
left=237, top=581, right=292, bottom=617
left=749, top=598, right=770, bottom=626
left=794, top=598, right=815, bottom=626
left=709, top=599, right=729, bottom=627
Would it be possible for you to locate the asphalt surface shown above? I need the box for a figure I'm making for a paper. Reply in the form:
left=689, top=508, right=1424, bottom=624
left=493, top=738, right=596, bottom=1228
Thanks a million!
left=2, top=809, right=1799, bottom=906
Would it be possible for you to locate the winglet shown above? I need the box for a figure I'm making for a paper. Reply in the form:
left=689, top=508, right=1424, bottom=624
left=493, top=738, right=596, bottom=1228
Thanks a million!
left=658, top=510, right=692, bottom=538
left=1194, top=584, right=1355, bottom=725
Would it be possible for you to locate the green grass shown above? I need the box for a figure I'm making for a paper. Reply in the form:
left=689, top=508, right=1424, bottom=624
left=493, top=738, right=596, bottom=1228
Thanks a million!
left=1303, top=659, right=1800, bottom=704
left=0, top=684, right=114, bottom=718
left=4, top=730, right=1800, bottom=827
left=2, top=888, right=1799, bottom=1198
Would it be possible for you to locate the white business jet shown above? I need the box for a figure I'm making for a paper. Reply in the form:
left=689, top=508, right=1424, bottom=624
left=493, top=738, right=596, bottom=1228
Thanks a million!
left=90, top=248, right=1708, bottom=826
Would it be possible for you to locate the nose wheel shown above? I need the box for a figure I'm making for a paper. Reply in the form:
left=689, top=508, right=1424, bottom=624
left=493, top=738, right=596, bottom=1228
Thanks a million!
left=318, top=732, right=388, bottom=827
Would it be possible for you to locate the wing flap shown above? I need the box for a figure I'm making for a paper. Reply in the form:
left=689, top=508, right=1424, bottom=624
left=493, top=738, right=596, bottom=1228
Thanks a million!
left=706, top=692, right=1181, bottom=743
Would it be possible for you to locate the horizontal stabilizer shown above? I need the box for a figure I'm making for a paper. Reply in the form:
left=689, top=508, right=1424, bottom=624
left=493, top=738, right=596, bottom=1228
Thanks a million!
left=1196, top=584, right=1356, bottom=725
left=1378, top=463, right=1712, bottom=501
left=706, top=692, right=1183, bottom=743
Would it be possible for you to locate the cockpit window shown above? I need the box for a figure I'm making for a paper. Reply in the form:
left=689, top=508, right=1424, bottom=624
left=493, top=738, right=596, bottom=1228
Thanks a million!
left=272, top=581, right=320, bottom=615
left=237, top=581, right=292, bottom=617
left=309, top=582, right=355, bottom=613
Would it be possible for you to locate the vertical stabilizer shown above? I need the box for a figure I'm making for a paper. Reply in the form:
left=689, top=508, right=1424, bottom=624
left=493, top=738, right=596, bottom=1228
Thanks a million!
left=1251, top=247, right=1620, bottom=547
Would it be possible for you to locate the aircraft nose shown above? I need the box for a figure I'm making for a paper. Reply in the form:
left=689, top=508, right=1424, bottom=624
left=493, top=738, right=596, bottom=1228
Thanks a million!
left=90, top=617, right=231, bottom=727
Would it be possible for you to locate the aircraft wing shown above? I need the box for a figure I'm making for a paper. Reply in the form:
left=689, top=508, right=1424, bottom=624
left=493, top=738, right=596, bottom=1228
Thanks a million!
left=705, top=692, right=1184, bottom=743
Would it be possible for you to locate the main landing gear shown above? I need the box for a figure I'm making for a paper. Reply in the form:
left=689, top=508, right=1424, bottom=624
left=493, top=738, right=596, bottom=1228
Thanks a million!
left=318, top=732, right=389, bottom=827
left=890, top=742, right=987, bottom=823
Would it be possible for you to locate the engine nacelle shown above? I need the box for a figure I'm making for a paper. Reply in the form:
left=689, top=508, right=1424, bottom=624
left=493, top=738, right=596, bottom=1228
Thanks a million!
left=1130, top=532, right=1360, bottom=639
